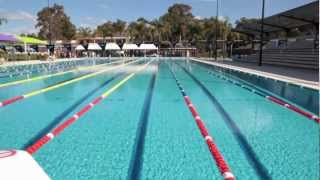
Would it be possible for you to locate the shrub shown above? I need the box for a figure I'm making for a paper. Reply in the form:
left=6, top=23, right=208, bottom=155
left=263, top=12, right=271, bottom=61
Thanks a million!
left=0, top=49, right=8, bottom=63
left=8, top=53, right=48, bottom=61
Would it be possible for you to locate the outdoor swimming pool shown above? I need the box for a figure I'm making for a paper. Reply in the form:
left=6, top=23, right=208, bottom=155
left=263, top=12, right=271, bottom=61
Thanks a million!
left=0, top=58, right=319, bottom=179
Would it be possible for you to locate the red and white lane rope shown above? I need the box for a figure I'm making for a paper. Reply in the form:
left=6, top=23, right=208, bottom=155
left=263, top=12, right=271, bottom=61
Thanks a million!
left=202, top=69, right=320, bottom=123
left=266, top=96, right=320, bottom=123
left=0, top=60, right=140, bottom=108
left=169, top=67, right=235, bottom=180
left=26, top=61, right=152, bottom=154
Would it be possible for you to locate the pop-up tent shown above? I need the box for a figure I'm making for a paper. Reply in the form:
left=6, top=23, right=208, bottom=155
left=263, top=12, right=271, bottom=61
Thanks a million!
left=15, top=36, right=47, bottom=53
left=0, top=34, right=19, bottom=43
left=75, top=45, right=85, bottom=51
left=87, top=43, right=102, bottom=50
left=122, top=43, right=139, bottom=50
left=139, top=43, right=158, bottom=50
left=16, top=36, right=47, bottom=45
left=105, top=43, right=120, bottom=50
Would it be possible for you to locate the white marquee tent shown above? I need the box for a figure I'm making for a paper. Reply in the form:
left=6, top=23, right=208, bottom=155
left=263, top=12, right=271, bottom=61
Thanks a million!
left=105, top=43, right=121, bottom=50
left=87, top=43, right=102, bottom=50
left=139, top=44, right=158, bottom=50
left=75, top=45, right=85, bottom=51
left=122, top=43, right=139, bottom=50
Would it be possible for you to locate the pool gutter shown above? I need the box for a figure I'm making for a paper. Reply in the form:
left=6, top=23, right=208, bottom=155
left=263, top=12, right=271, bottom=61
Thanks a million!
left=189, top=58, right=319, bottom=90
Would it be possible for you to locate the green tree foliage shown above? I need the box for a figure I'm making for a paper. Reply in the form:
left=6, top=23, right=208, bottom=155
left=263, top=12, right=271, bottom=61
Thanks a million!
left=96, top=21, right=114, bottom=39
left=126, top=18, right=152, bottom=43
left=0, top=17, right=7, bottom=26
left=61, top=18, right=76, bottom=40
left=112, top=19, right=126, bottom=36
left=36, top=4, right=76, bottom=40
left=35, top=3, right=244, bottom=55
left=76, top=27, right=93, bottom=38
left=162, top=4, right=193, bottom=43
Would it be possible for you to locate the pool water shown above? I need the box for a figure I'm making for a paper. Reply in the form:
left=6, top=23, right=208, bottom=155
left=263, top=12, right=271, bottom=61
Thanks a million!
left=0, top=58, right=318, bottom=179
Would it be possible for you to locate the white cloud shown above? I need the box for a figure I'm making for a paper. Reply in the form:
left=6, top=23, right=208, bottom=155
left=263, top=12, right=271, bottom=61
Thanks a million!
left=0, top=10, right=36, bottom=22
left=0, top=10, right=37, bottom=34
left=79, top=23, right=92, bottom=28
left=195, top=16, right=203, bottom=20
left=99, top=4, right=109, bottom=9
left=10, top=26, right=38, bottom=34
left=78, top=16, right=105, bottom=29
left=84, top=16, right=95, bottom=21
left=218, top=16, right=227, bottom=21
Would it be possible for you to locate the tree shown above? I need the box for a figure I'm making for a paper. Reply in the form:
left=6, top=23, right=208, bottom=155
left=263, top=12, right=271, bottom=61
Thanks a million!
left=61, top=18, right=76, bottom=40
left=0, top=17, right=7, bottom=26
left=160, top=4, right=193, bottom=44
left=126, top=18, right=150, bottom=43
left=76, top=27, right=93, bottom=38
left=96, top=21, right=114, bottom=39
left=112, top=19, right=126, bottom=36
left=36, top=4, right=76, bottom=40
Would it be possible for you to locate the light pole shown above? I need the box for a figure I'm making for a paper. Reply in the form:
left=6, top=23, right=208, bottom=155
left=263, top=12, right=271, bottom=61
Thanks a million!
left=214, top=0, right=219, bottom=61
left=258, top=0, right=265, bottom=66
left=47, top=0, right=52, bottom=56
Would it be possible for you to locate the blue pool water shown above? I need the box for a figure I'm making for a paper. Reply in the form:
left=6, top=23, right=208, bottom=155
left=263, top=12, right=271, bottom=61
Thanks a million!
left=0, top=58, right=319, bottom=179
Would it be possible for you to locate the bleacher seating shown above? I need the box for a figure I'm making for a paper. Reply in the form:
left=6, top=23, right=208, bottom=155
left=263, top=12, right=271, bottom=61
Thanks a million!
left=234, top=47, right=319, bottom=69
left=287, top=39, right=315, bottom=49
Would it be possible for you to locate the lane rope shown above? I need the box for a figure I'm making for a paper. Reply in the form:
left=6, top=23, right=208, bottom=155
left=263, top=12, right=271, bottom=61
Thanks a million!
left=167, top=63, right=235, bottom=180
left=176, top=62, right=270, bottom=179
left=194, top=62, right=320, bottom=123
left=21, top=73, right=124, bottom=149
left=0, top=60, right=124, bottom=88
left=26, top=61, right=153, bottom=154
left=0, top=60, right=140, bottom=108
left=0, top=58, right=110, bottom=78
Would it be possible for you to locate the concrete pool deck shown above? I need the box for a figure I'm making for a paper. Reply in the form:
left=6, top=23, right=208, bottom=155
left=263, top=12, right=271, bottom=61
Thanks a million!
left=1, top=57, right=318, bottom=90
left=0, top=57, right=135, bottom=68
left=191, top=58, right=319, bottom=90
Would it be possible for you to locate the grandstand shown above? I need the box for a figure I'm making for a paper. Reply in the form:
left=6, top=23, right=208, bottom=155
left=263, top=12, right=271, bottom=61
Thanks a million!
left=232, top=1, right=319, bottom=70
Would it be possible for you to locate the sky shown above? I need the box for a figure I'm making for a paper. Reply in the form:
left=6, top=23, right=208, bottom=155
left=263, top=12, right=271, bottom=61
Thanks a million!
left=0, top=0, right=316, bottom=34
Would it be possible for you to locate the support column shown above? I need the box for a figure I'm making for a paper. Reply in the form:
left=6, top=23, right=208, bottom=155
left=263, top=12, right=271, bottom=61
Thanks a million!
left=258, top=0, right=265, bottom=66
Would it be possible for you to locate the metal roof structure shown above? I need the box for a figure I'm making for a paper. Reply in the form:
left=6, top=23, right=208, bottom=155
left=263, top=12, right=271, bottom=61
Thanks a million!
left=233, top=1, right=319, bottom=35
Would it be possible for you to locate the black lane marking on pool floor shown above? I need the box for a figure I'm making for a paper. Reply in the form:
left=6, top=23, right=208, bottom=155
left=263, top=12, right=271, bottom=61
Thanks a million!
left=176, top=62, right=271, bottom=180
left=21, top=73, right=124, bottom=149
left=193, top=62, right=274, bottom=97
left=127, top=63, right=157, bottom=180
left=193, top=62, right=320, bottom=120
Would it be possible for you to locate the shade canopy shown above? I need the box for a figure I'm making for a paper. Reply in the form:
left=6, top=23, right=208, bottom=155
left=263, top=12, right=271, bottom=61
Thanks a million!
left=75, top=45, right=85, bottom=51
left=233, top=1, right=319, bottom=36
left=87, top=43, right=102, bottom=50
left=139, top=44, right=158, bottom=50
left=105, top=43, right=120, bottom=50
left=122, top=43, right=139, bottom=50
left=16, top=36, right=47, bottom=45
left=0, top=34, right=19, bottom=42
